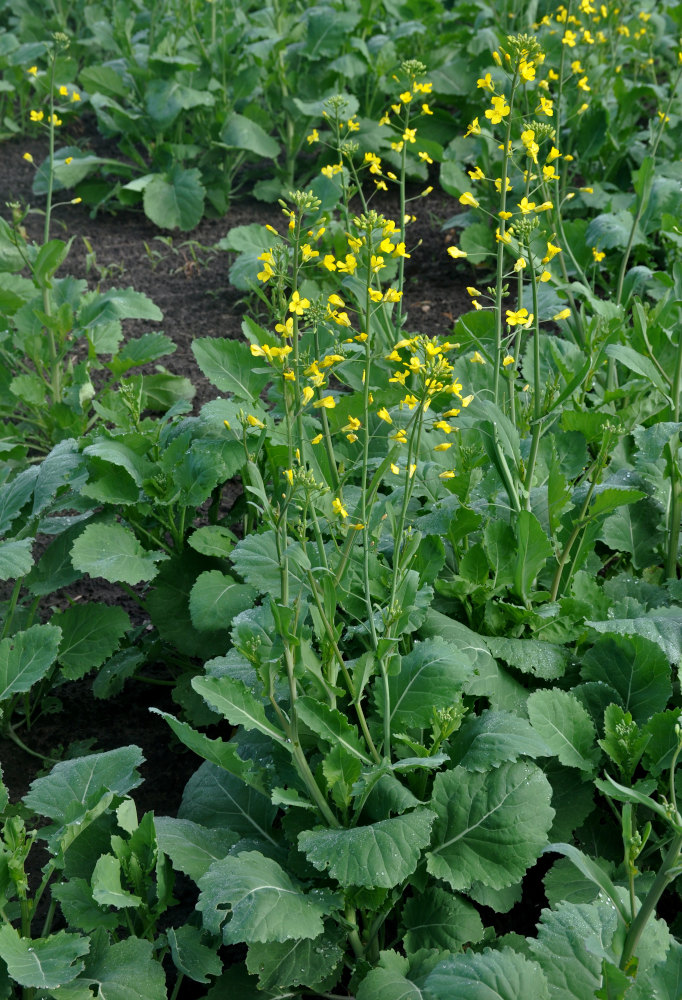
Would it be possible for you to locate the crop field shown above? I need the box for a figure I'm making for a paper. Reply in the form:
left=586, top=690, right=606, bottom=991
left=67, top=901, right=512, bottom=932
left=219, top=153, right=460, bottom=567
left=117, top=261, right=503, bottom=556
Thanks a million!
left=0, top=0, right=682, bottom=997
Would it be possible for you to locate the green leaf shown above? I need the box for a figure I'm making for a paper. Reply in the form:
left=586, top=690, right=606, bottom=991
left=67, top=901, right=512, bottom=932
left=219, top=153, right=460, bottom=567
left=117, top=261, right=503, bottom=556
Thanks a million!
left=374, top=638, right=469, bottom=730
left=189, top=571, right=258, bottom=632
left=192, top=337, right=271, bottom=400
left=586, top=211, right=645, bottom=250
left=197, top=850, right=339, bottom=941
left=628, top=937, right=682, bottom=1000
left=543, top=844, right=628, bottom=922
left=642, top=710, right=681, bottom=776
left=0, top=926, right=89, bottom=989
left=79, top=934, right=167, bottom=1000
left=426, top=947, right=550, bottom=1000
left=33, top=239, right=70, bottom=284
left=298, top=809, right=436, bottom=889
left=581, top=634, right=671, bottom=724
left=179, top=762, right=278, bottom=843
left=514, top=511, right=553, bottom=602
left=167, top=926, right=222, bottom=985
left=599, top=498, right=662, bottom=570
left=245, top=931, right=343, bottom=991
left=192, top=675, right=286, bottom=744
left=51, top=879, right=120, bottom=933
left=402, top=887, right=484, bottom=954
left=604, top=344, right=669, bottom=399
left=450, top=710, right=551, bottom=771
left=221, top=113, right=280, bottom=158
left=595, top=960, right=631, bottom=999
left=155, top=816, right=237, bottom=882
left=0, top=623, right=61, bottom=701
left=70, top=522, right=168, bottom=585
left=188, top=525, right=237, bottom=558
left=23, top=746, right=144, bottom=824
left=484, top=636, right=569, bottom=680
left=295, top=697, right=371, bottom=763
left=356, top=951, right=427, bottom=1000
left=587, top=486, right=647, bottom=519
left=91, top=854, right=141, bottom=908
left=154, top=709, right=264, bottom=792
left=143, top=166, right=205, bottom=231
left=0, top=466, right=38, bottom=535
left=54, top=603, right=130, bottom=680
left=527, top=689, right=599, bottom=773
left=585, top=616, right=682, bottom=667
left=229, top=530, right=310, bottom=600
left=529, top=900, right=619, bottom=1000
left=0, top=537, right=34, bottom=580
left=427, top=763, right=554, bottom=892
left=78, top=287, right=162, bottom=325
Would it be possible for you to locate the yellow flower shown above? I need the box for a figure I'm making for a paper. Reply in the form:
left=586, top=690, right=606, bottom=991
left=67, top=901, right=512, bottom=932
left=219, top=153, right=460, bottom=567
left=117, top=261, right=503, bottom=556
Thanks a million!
left=419, top=150, right=434, bottom=165
left=518, top=197, right=536, bottom=214
left=391, top=429, right=408, bottom=443
left=542, top=164, right=560, bottom=182
left=506, top=307, right=533, bottom=327
left=369, top=289, right=383, bottom=303
left=421, top=103, right=433, bottom=115
left=22, top=152, right=33, bottom=163
left=29, top=110, right=44, bottom=122
left=337, top=254, right=357, bottom=274
left=459, top=191, right=480, bottom=209
left=439, top=471, right=455, bottom=479
left=447, top=246, right=467, bottom=259
left=59, top=85, right=68, bottom=97
left=311, top=433, right=323, bottom=444
left=379, top=111, right=391, bottom=126
left=434, top=442, right=452, bottom=451
left=470, top=351, right=486, bottom=364
left=384, top=288, right=402, bottom=302
left=468, top=166, right=485, bottom=181
left=343, top=415, right=361, bottom=432
left=503, top=355, right=515, bottom=366
left=562, top=30, right=577, bottom=46
left=391, top=463, right=400, bottom=474
left=400, top=90, right=413, bottom=103
left=322, top=254, right=337, bottom=271
left=434, top=420, right=453, bottom=433
left=301, top=386, right=315, bottom=405
left=328, top=293, right=345, bottom=308
left=553, top=308, right=571, bottom=320
left=514, top=257, right=526, bottom=272
left=477, top=72, right=494, bottom=91
left=466, top=286, right=482, bottom=297
left=289, top=291, right=311, bottom=315
left=519, top=59, right=536, bottom=82
left=370, top=255, right=385, bottom=273
left=300, top=243, right=319, bottom=261
left=284, top=468, right=294, bottom=485
left=314, top=395, right=336, bottom=409
left=403, top=127, right=417, bottom=143
left=223, top=419, right=231, bottom=430
left=498, top=210, right=512, bottom=220
left=539, top=270, right=552, bottom=282
left=464, top=117, right=481, bottom=137
left=592, top=247, right=605, bottom=263
left=28, top=65, right=38, bottom=75
left=402, top=394, right=418, bottom=409
left=276, top=317, right=294, bottom=337
left=332, top=498, right=348, bottom=518
left=71, top=92, right=81, bottom=102
left=283, top=370, right=295, bottom=381
left=485, top=95, right=511, bottom=124
left=542, top=241, right=562, bottom=263
left=347, top=117, right=359, bottom=131
left=537, top=95, right=554, bottom=116
left=546, top=146, right=561, bottom=163
left=64, top=156, right=73, bottom=165
left=246, top=414, right=265, bottom=428
left=377, top=407, right=392, bottom=423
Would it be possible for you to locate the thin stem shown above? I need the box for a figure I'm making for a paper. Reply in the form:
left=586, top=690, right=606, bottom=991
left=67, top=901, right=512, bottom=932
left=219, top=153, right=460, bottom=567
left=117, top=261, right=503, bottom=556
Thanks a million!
left=524, top=253, right=543, bottom=503
left=619, top=832, right=682, bottom=970
left=493, top=68, right=519, bottom=406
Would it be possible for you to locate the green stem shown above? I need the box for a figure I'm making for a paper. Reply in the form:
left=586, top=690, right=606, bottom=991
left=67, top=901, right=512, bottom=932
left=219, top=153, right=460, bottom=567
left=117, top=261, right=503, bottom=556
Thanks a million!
left=619, top=832, right=682, bottom=970
left=524, top=253, right=542, bottom=503
left=493, top=68, right=519, bottom=406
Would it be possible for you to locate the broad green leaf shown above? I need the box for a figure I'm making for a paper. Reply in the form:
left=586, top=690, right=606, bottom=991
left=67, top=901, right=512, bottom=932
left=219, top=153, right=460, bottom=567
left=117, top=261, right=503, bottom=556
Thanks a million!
left=54, top=603, right=130, bottom=680
left=192, top=675, right=285, bottom=743
left=642, top=710, right=680, bottom=776
left=587, top=486, right=647, bottom=519
left=26, top=522, right=85, bottom=596
left=189, top=571, right=258, bottom=632
left=145, top=551, right=227, bottom=660
left=178, top=762, right=278, bottom=844
left=79, top=934, right=167, bottom=1000
left=514, top=510, right=553, bottom=603
left=484, top=636, right=569, bottom=680
left=70, top=522, right=168, bottom=585
left=427, top=763, right=554, bottom=892
left=192, top=337, right=271, bottom=400
left=628, top=938, right=682, bottom=1000
left=0, top=926, right=89, bottom=989
left=586, top=211, right=645, bottom=250
left=374, top=637, right=469, bottom=730
left=581, top=634, right=671, bottom=724
left=426, top=947, right=550, bottom=1000
left=78, top=287, right=162, bottom=325
left=295, top=696, right=371, bottom=762
left=544, top=761, right=595, bottom=842
left=197, top=850, right=339, bottom=942
left=167, top=926, right=222, bottom=985
left=604, top=344, right=669, bottom=399
left=82, top=439, right=148, bottom=486
left=116, top=331, right=175, bottom=369
left=143, top=166, right=205, bottom=231
left=449, top=710, right=551, bottom=771
left=0, top=466, right=38, bottom=535
left=0, top=537, right=34, bottom=580
left=529, top=900, right=619, bottom=1000
left=356, top=951, right=427, bottom=1000
left=245, top=930, right=343, bottom=991
left=599, top=499, right=662, bottom=570
left=91, top=854, right=141, bottom=908
left=222, top=113, right=280, bottom=158
left=188, top=525, right=238, bottom=558
left=543, top=857, right=604, bottom=908
left=155, top=816, right=237, bottom=882
left=402, top=887, right=484, bottom=954
left=229, top=530, right=310, bottom=599
left=51, top=879, right=120, bottom=933
left=0, top=623, right=61, bottom=701
left=595, top=960, right=631, bottom=999
left=527, top=689, right=600, bottom=773
left=298, top=809, right=436, bottom=888
left=23, top=746, right=144, bottom=824
left=585, top=616, right=682, bottom=667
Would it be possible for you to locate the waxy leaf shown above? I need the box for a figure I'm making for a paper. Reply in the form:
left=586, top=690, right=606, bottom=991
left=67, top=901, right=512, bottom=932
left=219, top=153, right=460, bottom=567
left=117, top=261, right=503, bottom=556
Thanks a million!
left=189, top=571, right=258, bottom=632
left=192, top=675, right=286, bottom=744
left=229, top=530, right=310, bottom=599
left=0, top=537, right=33, bottom=580
left=91, top=854, right=141, bottom=908
left=155, top=816, right=238, bottom=881
left=585, top=617, right=682, bottom=669
left=527, top=689, right=600, bottom=773
left=426, top=947, right=550, bottom=1000
left=79, top=933, right=167, bottom=1000
left=192, top=337, right=271, bottom=400
left=298, top=809, right=436, bottom=888
left=143, top=166, right=205, bottom=231
left=197, top=850, right=340, bottom=942
left=167, top=926, right=223, bottom=984
left=427, top=763, right=554, bottom=892
left=0, top=623, right=61, bottom=701
left=530, top=900, right=619, bottom=1000
left=70, top=522, right=168, bottom=585
left=356, top=951, right=427, bottom=1000
left=295, top=696, right=371, bottom=763
left=484, top=636, right=570, bottom=680
left=179, top=763, right=278, bottom=844
left=245, top=930, right=344, bottom=991
left=402, top=887, right=484, bottom=954
left=0, top=466, right=38, bottom=534
left=0, top=926, right=89, bottom=988
left=450, top=710, right=552, bottom=771
left=54, top=603, right=130, bottom=680
left=514, top=510, right=553, bottom=603
left=374, top=638, right=470, bottom=729
left=581, top=633, right=671, bottom=724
